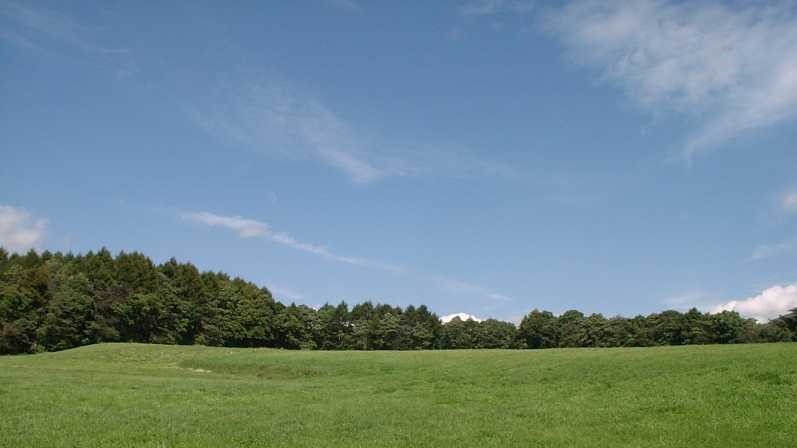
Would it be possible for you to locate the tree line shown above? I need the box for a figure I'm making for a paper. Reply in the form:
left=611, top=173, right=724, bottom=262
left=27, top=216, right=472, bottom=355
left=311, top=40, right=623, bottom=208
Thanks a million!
left=0, top=248, right=795, bottom=354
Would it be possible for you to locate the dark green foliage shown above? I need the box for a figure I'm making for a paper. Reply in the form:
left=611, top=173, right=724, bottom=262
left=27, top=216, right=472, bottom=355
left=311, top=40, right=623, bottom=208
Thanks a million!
left=274, top=303, right=318, bottom=350
left=517, top=309, right=559, bottom=348
left=400, top=305, right=442, bottom=349
left=440, top=317, right=476, bottom=349
left=557, top=310, right=586, bottom=347
left=0, top=281, right=40, bottom=354
left=474, top=319, right=518, bottom=348
left=0, top=247, right=794, bottom=354
left=776, top=308, right=797, bottom=334
left=316, top=302, right=352, bottom=350
left=515, top=306, right=786, bottom=349
left=38, top=271, right=97, bottom=351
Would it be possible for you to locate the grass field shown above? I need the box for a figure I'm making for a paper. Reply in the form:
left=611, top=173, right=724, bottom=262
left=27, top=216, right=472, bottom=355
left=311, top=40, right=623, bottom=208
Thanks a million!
left=1, top=343, right=795, bottom=447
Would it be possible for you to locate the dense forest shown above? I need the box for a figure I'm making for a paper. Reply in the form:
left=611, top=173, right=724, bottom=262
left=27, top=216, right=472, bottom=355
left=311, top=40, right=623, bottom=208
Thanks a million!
left=0, top=247, right=795, bottom=355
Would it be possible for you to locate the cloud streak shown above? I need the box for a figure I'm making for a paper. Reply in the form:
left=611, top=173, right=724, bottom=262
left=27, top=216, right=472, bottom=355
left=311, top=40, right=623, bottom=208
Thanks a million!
left=185, top=212, right=269, bottom=238
left=190, top=81, right=387, bottom=184
left=459, top=0, right=534, bottom=16
left=436, top=277, right=513, bottom=302
left=268, top=284, right=306, bottom=302
left=782, top=191, right=797, bottom=213
left=0, top=205, right=46, bottom=253
left=190, top=77, right=520, bottom=184
left=545, top=0, right=797, bottom=158
left=1, top=0, right=92, bottom=50
left=662, top=290, right=715, bottom=309
left=183, top=211, right=513, bottom=304
left=184, top=211, right=403, bottom=272
left=325, top=0, right=361, bottom=13
left=750, top=239, right=796, bottom=261
left=0, top=1, right=137, bottom=79
left=0, top=1, right=133, bottom=70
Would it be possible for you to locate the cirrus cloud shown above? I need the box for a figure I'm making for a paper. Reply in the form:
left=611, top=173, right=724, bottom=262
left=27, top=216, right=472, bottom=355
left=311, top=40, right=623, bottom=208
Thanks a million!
left=782, top=191, right=797, bottom=213
left=190, top=81, right=385, bottom=184
left=189, top=76, right=522, bottom=185
left=545, top=0, right=797, bottom=158
left=184, top=211, right=269, bottom=238
left=750, top=239, right=796, bottom=261
left=183, top=211, right=403, bottom=273
left=436, top=277, right=514, bottom=302
left=184, top=211, right=514, bottom=305
left=459, top=0, right=534, bottom=16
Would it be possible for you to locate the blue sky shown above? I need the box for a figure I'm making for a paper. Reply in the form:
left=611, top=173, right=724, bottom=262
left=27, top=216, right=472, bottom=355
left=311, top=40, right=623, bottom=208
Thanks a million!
left=2, top=0, right=797, bottom=322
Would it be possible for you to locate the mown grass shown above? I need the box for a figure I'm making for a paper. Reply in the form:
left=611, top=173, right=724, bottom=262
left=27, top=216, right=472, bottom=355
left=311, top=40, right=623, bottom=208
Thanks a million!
left=1, top=343, right=795, bottom=447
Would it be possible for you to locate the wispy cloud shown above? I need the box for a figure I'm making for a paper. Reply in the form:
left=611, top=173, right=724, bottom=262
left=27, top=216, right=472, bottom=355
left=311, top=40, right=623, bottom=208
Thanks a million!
left=190, top=80, right=386, bottom=184
left=0, top=205, right=46, bottom=253
left=268, top=284, right=306, bottom=302
left=184, top=212, right=269, bottom=238
left=436, top=277, right=513, bottom=302
left=750, top=239, right=797, bottom=261
left=184, top=211, right=403, bottom=272
left=268, top=231, right=402, bottom=272
left=190, top=77, right=520, bottom=184
left=782, top=190, right=797, bottom=213
left=183, top=211, right=513, bottom=304
left=0, top=1, right=134, bottom=74
left=459, top=0, right=534, bottom=16
left=1, top=0, right=90, bottom=50
left=0, top=1, right=125, bottom=55
left=0, top=27, right=38, bottom=50
left=325, top=0, right=361, bottom=13
left=712, top=284, right=797, bottom=323
left=315, top=147, right=384, bottom=184
left=544, top=0, right=797, bottom=158
left=662, top=290, right=716, bottom=310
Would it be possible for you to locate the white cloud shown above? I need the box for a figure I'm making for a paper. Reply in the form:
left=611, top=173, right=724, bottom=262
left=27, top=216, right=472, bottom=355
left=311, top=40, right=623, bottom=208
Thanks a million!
left=782, top=191, right=797, bottom=213
left=1, top=1, right=89, bottom=50
left=190, top=78, right=520, bottom=184
left=316, top=147, right=384, bottom=184
left=190, top=81, right=385, bottom=184
left=711, top=284, right=797, bottom=323
left=325, top=0, right=360, bottom=13
left=184, top=211, right=269, bottom=238
left=268, top=285, right=306, bottom=302
left=545, top=0, right=797, bottom=158
left=440, top=312, right=483, bottom=323
left=269, top=231, right=401, bottom=271
left=183, top=211, right=514, bottom=305
left=459, top=0, right=534, bottom=16
left=750, top=239, right=796, bottom=261
left=436, top=277, right=513, bottom=302
left=0, top=205, right=47, bottom=253
left=184, top=211, right=402, bottom=272
left=0, top=1, right=133, bottom=75
left=662, top=290, right=715, bottom=309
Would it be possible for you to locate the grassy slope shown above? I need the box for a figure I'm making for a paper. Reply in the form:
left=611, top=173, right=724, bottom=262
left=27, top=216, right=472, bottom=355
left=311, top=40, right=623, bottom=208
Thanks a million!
left=0, top=343, right=795, bottom=447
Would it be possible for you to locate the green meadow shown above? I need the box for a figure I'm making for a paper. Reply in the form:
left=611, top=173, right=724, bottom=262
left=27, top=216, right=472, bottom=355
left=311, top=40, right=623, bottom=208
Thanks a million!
left=1, top=343, right=795, bottom=447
